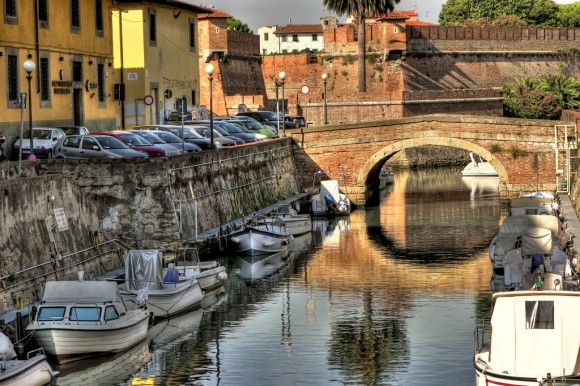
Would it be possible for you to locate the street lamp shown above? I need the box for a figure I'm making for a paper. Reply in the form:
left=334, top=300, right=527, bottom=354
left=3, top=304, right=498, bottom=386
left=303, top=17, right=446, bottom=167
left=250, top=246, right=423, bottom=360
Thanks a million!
left=278, top=71, right=286, bottom=137
left=322, top=73, right=328, bottom=125
left=23, top=60, right=36, bottom=160
left=205, top=63, right=215, bottom=149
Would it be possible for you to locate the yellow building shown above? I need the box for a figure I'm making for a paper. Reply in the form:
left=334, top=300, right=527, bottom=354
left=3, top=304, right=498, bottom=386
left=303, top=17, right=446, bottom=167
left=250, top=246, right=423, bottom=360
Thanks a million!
left=0, top=0, right=117, bottom=138
left=112, top=1, right=211, bottom=129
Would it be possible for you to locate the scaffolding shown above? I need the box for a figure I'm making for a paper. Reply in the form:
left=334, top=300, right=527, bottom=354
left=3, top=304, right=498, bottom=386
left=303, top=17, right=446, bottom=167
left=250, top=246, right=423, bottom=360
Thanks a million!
left=554, top=124, right=577, bottom=194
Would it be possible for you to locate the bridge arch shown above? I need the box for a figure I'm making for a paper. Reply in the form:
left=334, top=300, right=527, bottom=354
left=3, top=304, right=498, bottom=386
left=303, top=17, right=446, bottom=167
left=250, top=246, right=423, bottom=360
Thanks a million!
left=357, top=137, right=508, bottom=186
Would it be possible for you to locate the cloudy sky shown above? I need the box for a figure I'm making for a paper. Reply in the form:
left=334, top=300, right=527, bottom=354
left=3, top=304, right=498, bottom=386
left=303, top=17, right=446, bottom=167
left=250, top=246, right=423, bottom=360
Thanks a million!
left=192, top=0, right=577, bottom=32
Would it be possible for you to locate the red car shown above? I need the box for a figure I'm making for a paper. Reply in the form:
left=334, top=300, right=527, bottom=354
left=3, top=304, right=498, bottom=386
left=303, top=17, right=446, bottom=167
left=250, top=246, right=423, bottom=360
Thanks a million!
left=92, top=131, right=168, bottom=158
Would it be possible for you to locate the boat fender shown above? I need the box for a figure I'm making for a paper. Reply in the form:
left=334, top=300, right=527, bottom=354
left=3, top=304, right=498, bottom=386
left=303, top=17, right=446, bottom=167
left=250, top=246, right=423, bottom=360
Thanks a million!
left=217, top=271, right=228, bottom=281
left=263, top=241, right=275, bottom=247
left=231, top=236, right=240, bottom=244
left=0, top=333, right=16, bottom=360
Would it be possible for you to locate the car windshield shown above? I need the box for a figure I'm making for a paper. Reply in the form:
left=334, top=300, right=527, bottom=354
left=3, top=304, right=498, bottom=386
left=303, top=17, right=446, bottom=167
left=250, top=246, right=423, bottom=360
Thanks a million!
left=234, top=120, right=263, bottom=130
left=24, top=129, right=53, bottom=139
left=261, top=112, right=279, bottom=121
left=132, top=131, right=164, bottom=144
left=182, top=126, right=207, bottom=139
left=154, top=131, right=182, bottom=143
left=96, top=136, right=129, bottom=149
left=221, top=122, right=244, bottom=133
left=190, top=126, right=224, bottom=138
left=117, top=133, right=152, bottom=146
left=169, top=127, right=204, bottom=139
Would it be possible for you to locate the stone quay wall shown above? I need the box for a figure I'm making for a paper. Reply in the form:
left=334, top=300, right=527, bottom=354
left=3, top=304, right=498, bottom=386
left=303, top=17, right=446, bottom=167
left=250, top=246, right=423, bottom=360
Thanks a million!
left=0, top=139, right=298, bottom=311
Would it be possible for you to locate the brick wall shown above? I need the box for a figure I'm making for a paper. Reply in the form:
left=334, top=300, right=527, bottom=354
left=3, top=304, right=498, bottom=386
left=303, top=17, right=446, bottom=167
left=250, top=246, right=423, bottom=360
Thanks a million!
left=227, top=30, right=260, bottom=56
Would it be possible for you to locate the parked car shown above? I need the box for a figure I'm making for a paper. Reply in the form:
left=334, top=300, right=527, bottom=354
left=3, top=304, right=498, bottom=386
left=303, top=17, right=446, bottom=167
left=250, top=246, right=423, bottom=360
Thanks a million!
left=186, top=125, right=238, bottom=147
left=53, top=135, right=149, bottom=159
left=235, top=111, right=298, bottom=131
left=212, top=120, right=262, bottom=142
left=135, top=125, right=212, bottom=150
left=92, top=131, right=168, bottom=157
left=286, top=116, right=307, bottom=128
left=166, top=111, right=192, bottom=122
left=188, top=120, right=249, bottom=144
left=215, top=116, right=276, bottom=138
left=132, top=127, right=202, bottom=153
left=57, top=126, right=90, bottom=136
left=11, top=127, right=67, bottom=160
left=127, top=130, right=181, bottom=156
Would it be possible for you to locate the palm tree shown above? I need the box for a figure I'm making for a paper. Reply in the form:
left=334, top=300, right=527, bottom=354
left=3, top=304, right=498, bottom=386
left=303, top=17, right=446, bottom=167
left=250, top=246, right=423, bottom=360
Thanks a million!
left=323, top=0, right=400, bottom=92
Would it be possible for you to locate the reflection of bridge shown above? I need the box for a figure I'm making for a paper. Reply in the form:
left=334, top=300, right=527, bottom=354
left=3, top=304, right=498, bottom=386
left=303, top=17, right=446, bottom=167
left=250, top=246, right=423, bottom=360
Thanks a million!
left=289, top=114, right=576, bottom=205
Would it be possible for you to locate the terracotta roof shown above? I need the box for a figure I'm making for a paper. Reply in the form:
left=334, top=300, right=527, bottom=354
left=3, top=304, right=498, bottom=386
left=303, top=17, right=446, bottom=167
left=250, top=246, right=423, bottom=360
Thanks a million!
left=274, top=24, right=323, bottom=34
left=406, top=20, right=438, bottom=26
left=378, top=11, right=409, bottom=21
left=198, top=8, right=232, bottom=19
left=400, top=10, right=418, bottom=17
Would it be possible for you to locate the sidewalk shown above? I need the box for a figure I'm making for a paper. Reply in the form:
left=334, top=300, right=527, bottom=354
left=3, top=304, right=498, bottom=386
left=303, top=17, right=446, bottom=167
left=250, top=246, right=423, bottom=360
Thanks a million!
left=559, top=194, right=580, bottom=240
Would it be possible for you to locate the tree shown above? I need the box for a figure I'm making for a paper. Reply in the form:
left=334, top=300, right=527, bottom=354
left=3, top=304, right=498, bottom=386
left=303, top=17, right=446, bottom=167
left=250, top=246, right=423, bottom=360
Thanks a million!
left=323, top=0, right=400, bottom=92
left=556, top=2, right=580, bottom=27
left=226, top=18, right=252, bottom=33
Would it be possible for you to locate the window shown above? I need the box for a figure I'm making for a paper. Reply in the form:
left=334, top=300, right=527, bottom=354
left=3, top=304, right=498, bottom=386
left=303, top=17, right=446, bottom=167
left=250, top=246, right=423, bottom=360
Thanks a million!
left=63, top=137, right=81, bottom=148
left=82, top=137, right=98, bottom=150
left=37, top=307, right=66, bottom=321
left=70, top=306, right=101, bottom=322
left=264, top=32, right=269, bottom=41
left=292, top=34, right=298, bottom=42
left=312, top=34, right=318, bottom=41
left=282, top=49, right=287, bottom=53
left=38, top=0, right=48, bottom=28
left=191, top=90, right=196, bottom=106
left=525, top=301, right=554, bottom=329
left=97, top=62, right=105, bottom=104
left=6, top=49, right=18, bottom=108
left=70, top=0, right=80, bottom=33
left=189, top=18, right=196, bottom=51
left=282, top=35, right=287, bottom=42
left=104, top=305, right=120, bottom=321
left=95, top=0, right=103, bottom=36
left=149, top=8, right=157, bottom=46
left=4, top=0, right=17, bottom=24
left=39, top=55, right=50, bottom=103
left=72, top=60, right=82, bottom=82
left=262, top=49, right=266, bottom=55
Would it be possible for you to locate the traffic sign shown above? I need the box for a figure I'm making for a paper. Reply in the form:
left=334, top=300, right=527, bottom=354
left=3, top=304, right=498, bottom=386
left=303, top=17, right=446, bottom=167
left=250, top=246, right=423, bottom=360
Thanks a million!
left=144, top=95, right=154, bottom=105
left=300, top=85, right=310, bottom=94
left=164, top=89, right=172, bottom=99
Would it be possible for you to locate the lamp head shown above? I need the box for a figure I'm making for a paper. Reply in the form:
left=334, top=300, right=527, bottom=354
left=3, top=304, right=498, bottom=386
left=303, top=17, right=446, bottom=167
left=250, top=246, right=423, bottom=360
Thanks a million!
left=205, top=63, right=215, bottom=76
left=321, top=73, right=328, bottom=81
left=23, top=60, right=36, bottom=74
left=278, top=71, right=286, bottom=80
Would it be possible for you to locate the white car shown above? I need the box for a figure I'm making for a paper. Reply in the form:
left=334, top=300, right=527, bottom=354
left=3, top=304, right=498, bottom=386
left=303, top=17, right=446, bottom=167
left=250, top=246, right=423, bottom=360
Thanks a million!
left=11, top=127, right=66, bottom=160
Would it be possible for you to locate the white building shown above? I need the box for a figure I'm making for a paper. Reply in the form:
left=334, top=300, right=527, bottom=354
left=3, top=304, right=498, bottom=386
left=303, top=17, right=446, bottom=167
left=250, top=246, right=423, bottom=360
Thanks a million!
left=258, top=25, right=278, bottom=55
left=259, top=17, right=338, bottom=55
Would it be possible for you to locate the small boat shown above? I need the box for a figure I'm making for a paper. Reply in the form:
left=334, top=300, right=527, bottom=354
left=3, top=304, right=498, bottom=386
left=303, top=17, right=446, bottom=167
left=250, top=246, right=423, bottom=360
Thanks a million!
left=0, top=332, right=57, bottom=386
left=230, top=223, right=292, bottom=256
left=311, top=180, right=351, bottom=217
left=461, top=152, right=498, bottom=176
left=259, top=204, right=312, bottom=236
left=26, top=280, right=150, bottom=363
left=378, top=166, right=394, bottom=189
left=162, top=248, right=227, bottom=292
left=120, top=249, right=204, bottom=319
left=510, top=194, right=562, bottom=217
left=474, top=285, right=580, bottom=386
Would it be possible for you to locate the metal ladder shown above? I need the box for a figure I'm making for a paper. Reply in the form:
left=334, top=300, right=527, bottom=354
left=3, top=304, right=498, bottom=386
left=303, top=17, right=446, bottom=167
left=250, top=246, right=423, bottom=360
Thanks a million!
left=554, top=124, right=577, bottom=194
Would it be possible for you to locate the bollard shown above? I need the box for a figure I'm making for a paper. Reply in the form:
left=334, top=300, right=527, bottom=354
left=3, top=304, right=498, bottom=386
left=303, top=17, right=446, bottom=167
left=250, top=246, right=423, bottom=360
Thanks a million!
left=15, top=312, right=24, bottom=355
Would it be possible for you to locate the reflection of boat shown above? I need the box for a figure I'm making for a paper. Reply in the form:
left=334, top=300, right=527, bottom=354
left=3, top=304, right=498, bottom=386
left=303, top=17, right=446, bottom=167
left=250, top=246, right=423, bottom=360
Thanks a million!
left=26, top=280, right=150, bottom=363
left=460, top=176, right=499, bottom=200
left=461, top=152, right=497, bottom=176
left=120, top=250, right=204, bottom=320
left=0, top=332, right=57, bottom=386
left=52, top=338, right=150, bottom=386
left=260, top=205, right=312, bottom=236
left=474, top=288, right=580, bottom=385
left=311, top=180, right=351, bottom=217
left=233, top=250, right=289, bottom=283
left=162, top=248, right=227, bottom=292
left=230, top=223, right=292, bottom=256
left=378, top=167, right=394, bottom=189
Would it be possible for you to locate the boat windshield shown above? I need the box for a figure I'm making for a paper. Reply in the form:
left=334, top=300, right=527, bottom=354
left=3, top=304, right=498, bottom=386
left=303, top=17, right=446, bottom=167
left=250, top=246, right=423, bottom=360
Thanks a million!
left=70, top=306, right=102, bottom=322
left=38, top=306, right=66, bottom=321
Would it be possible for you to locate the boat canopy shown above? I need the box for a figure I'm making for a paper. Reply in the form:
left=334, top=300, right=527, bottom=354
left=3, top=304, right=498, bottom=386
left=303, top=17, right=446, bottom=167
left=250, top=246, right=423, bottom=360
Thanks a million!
left=320, top=180, right=342, bottom=204
left=489, top=291, right=580, bottom=377
left=42, top=281, right=122, bottom=304
left=521, top=227, right=552, bottom=256
left=124, top=249, right=164, bottom=291
left=509, top=197, right=555, bottom=215
left=498, top=215, right=562, bottom=240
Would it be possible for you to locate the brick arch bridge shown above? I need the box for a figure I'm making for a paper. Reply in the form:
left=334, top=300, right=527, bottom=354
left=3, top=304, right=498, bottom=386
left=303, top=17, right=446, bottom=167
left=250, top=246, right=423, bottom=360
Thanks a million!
left=288, top=114, right=574, bottom=205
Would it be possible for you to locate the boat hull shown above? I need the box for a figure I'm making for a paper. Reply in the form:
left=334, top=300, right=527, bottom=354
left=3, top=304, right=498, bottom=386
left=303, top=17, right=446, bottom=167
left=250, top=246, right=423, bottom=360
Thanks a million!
left=0, top=354, right=55, bottom=386
left=277, top=214, right=312, bottom=236
left=26, top=309, right=150, bottom=363
left=231, top=226, right=291, bottom=256
left=195, top=265, right=227, bottom=291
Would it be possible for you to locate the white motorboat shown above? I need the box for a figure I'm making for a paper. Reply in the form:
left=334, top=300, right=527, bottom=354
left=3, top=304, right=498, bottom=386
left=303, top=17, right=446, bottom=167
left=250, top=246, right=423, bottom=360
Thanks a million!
left=461, top=152, right=498, bottom=176
left=489, top=215, right=572, bottom=276
left=162, top=248, right=228, bottom=292
left=230, top=223, right=292, bottom=256
left=121, top=250, right=204, bottom=320
left=260, top=204, right=312, bottom=236
left=378, top=166, right=394, bottom=189
left=474, top=286, right=580, bottom=386
left=510, top=195, right=562, bottom=217
left=26, top=280, right=150, bottom=363
left=311, top=180, right=351, bottom=217
left=0, top=332, right=57, bottom=386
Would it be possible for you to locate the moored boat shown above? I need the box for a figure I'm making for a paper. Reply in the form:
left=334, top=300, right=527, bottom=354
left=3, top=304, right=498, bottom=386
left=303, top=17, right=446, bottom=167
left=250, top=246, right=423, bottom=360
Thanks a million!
left=230, top=223, right=292, bottom=256
left=162, top=248, right=227, bottom=292
left=461, top=152, right=497, bottom=176
left=0, top=332, right=57, bottom=386
left=259, top=205, right=312, bottom=236
left=26, top=280, right=150, bottom=363
left=311, top=180, right=351, bottom=217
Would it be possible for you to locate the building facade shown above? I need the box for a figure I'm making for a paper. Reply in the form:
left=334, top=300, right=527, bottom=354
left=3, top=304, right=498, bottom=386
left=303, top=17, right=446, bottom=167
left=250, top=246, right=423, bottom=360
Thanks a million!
left=112, top=0, right=210, bottom=129
left=0, top=0, right=117, bottom=139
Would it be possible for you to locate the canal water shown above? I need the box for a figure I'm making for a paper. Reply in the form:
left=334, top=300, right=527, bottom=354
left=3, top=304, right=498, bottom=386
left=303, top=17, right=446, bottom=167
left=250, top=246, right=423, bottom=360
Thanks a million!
left=52, top=167, right=501, bottom=386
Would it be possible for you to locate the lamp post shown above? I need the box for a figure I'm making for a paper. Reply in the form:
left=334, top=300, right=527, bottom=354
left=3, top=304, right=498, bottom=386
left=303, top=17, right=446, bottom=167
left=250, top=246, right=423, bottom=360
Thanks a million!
left=23, top=60, right=36, bottom=160
left=205, top=63, right=215, bottom=149
left=278, top=71, right=286, bottom=137
left=321, top=73, right=328, bottom=125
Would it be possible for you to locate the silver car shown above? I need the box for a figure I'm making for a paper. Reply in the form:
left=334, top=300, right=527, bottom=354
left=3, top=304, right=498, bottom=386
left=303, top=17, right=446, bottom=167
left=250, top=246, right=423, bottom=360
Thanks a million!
left=52, top=135, right=149, bottom=159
